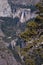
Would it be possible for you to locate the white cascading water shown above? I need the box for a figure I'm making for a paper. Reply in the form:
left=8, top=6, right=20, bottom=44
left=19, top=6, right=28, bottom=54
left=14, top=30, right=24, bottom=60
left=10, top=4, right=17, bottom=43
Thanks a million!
left=20, top=11, right=25, bottom=23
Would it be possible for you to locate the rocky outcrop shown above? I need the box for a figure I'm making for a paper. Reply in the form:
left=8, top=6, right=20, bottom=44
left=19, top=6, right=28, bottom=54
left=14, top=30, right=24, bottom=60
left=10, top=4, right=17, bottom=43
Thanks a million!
left=0, top=40, right=22, bottom=65
left=0, top=0, right=12, bottom=17
left=8, top=0, right=40, bottom=5
left=0, top=22, right=22, bottom=65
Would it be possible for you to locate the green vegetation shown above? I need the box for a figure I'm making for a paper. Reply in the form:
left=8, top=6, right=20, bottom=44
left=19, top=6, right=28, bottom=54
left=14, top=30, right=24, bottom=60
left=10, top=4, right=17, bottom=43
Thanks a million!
left=36, top=2, right=43, bottom=13
left=20, top=2, right=43, bottom=65
left=20, top=21, right=38, bottom=41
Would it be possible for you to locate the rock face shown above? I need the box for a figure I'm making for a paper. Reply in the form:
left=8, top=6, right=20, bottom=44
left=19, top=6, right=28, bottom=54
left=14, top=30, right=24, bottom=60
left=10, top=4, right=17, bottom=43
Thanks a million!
left=0, top=0, right=31, bottom=23
left=0, top=0, right=39, bottom=23
left=8, top=0, right=40, bottom=5
left=0, top=26, right=22, bottom=65
left=32, top=0, right=40, bottom=5
left=12, top=8, right=31, bottom=23
left=0, top=41, right=22, bottom=65
left=0, top=0, right=12, bottom=17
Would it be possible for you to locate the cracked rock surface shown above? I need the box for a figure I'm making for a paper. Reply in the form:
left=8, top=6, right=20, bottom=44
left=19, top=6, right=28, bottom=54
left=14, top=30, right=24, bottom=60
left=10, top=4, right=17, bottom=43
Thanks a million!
left=0, top=41, right=21, bottom=65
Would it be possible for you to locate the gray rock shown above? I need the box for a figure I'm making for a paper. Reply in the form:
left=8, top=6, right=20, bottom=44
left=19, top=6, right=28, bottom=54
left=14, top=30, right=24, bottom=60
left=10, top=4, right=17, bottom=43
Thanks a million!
left=0, top=41, right=22, bottom=65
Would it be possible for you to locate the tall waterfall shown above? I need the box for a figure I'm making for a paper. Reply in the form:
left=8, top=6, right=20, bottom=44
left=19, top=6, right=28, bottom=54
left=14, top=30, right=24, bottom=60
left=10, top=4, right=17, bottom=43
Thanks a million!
left=20, top=9, right=31, bottom=23
left=20, top=11, right=25, bottom=23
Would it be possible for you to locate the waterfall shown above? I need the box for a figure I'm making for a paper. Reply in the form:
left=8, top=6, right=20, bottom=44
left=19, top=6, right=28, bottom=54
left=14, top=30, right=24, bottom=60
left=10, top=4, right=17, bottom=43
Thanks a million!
left=20, top=11, right=25, bottom=23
